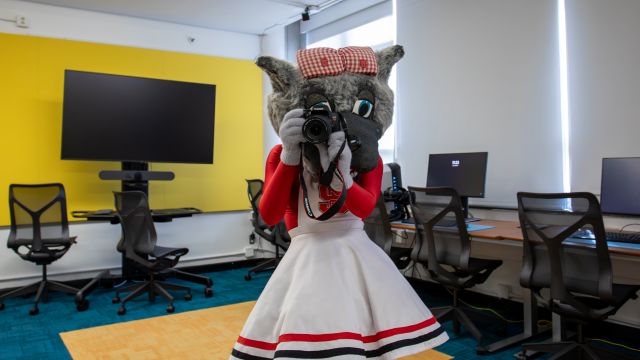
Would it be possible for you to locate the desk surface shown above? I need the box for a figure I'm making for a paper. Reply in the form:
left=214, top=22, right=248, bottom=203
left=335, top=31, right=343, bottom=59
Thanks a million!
left=391, top=219, right=640, bottom=257
left=72, top=208, right=202, bottom=223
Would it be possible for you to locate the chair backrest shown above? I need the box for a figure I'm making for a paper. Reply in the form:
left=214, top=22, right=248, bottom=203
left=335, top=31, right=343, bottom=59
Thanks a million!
left=114, top=191, right=157, bottom=255
left=246, top=179, right=268, bottom=230
left=517, top=192, right=614, bottom=307
left=408, top=186, right=471, bottom=273
left=363, top=192, right=394, bottom=255
left=245, top=179, right=290, bottom=250
left=8, top=183, right=70, bottom=252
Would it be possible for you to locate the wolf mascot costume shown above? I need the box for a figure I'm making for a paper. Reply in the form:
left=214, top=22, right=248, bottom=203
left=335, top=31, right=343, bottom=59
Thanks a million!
left=230, top=46, right=448, bottom=360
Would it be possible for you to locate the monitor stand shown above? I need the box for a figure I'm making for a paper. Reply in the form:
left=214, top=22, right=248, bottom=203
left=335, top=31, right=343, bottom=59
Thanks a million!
left=461, top=196, right=481, bottom=222
left=99, top=161, right=175, bottom=281
left=99, top=161, right=175, bottom=197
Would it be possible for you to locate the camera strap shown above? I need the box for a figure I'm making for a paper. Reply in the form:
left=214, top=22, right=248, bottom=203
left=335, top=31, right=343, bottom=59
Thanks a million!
left=319, top=138, right=346, bottom=187
left=299, top=139, right=348, bottom=221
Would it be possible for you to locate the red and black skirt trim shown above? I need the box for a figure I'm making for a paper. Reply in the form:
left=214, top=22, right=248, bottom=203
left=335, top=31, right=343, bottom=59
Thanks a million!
left=231, top=316, right=446, bottom=359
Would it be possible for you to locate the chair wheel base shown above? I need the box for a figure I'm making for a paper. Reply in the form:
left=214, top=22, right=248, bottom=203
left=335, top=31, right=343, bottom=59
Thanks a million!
left=76, top=299, right=89, bottom=311
left=166, top=305, right=175, bottom=313
left=0, top=303, right=4, bottom=311
left=204, top=288, right=213, bottom=297
left=112, top=297, right=120, bottom=304
left=244, top=275, right=252, bottom=281
left=185, top=293, right=192, bottom=301
left=117, top=307, right=126, bottom=315
left=29, top=307, right=39, bottom=316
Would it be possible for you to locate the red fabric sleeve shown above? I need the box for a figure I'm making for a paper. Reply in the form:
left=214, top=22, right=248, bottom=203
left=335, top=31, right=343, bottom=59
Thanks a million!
left=344, top=157, right=383, bottom=219
left=259, top=145, right=299, bottom=226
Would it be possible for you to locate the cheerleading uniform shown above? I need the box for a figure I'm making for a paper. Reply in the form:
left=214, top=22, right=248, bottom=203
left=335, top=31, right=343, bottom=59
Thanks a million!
left=230, top=145, right=448, bottom=360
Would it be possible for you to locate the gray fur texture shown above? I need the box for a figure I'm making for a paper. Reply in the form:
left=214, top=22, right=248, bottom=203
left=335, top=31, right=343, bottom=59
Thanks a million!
left=257, top=45, right=404, bottom=176
left=257, top=45, right=404, bottom=136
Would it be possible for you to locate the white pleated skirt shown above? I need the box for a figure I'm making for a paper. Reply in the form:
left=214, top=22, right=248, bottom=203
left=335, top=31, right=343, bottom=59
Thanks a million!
left=230, top=220, right=448, bottom=359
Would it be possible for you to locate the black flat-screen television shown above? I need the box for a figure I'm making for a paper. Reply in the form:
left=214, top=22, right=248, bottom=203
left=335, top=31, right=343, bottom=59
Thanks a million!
left=61, top=70, right=216, bottom=164
left=600, top=157, right=640, bottom=216
left=426, top=152, right=488, bottom=219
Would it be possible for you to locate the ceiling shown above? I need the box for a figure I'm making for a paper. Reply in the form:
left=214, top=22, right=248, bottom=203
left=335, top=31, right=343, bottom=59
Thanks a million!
left=19, top=0, right=332, bottom=34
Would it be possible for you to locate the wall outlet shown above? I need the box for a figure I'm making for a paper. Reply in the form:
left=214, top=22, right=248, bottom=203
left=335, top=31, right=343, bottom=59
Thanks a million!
left=15, top=15, right=29, bottom=28
left=244, top=246, right=255, bottom=258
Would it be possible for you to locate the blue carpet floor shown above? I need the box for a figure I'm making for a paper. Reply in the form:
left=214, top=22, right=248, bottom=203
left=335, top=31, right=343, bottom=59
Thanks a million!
left=0, top=267, right=269, bottom=359
left=0, top=267, right=637, bottom=359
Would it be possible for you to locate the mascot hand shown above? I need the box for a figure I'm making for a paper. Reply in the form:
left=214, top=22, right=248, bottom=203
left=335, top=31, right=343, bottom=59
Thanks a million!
left=278, top=109, right=306, bottom=165
left=318, top=131, right=353, bottom=191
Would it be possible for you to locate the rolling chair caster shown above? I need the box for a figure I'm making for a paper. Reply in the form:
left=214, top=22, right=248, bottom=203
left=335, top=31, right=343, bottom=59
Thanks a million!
left=0, top=303, right=4, bottom=311
left=112, top=296, right=121, bottom=304
left=29, top=306, right=39, bottom=316
left=204, top=287, right=213, bottom=297
left=244, top=275, right=252, bottom=281
left=76, top=299, right=90, bottom=311
left=184, top=293, right=192, bottom=301
left=166, top=304, right=175, bottom=313
left=117, top=307, right=126, bottom=316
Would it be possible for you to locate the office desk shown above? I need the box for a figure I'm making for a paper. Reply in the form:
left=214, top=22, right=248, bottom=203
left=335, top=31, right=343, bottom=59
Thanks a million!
left=72, top=207, right=202, bottom=224
left=392, top=219, right=640, bottom=257
left=392, top=219, right=640, bottom=353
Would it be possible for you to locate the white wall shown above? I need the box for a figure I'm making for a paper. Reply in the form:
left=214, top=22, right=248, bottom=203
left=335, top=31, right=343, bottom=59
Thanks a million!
left=0, top=0, right=265, bottom=290
left=0, top=0, right=259, bottom=59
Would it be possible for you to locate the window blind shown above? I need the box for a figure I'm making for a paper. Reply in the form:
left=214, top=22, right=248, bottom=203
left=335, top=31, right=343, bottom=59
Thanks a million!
left=566, top=0, right=640, bottom=195
left=396, top=0, right=563, bottom=208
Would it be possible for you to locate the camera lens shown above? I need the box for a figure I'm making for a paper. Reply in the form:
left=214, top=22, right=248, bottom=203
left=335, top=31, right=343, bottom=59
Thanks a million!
left=302, top=117, right=330, bottom=144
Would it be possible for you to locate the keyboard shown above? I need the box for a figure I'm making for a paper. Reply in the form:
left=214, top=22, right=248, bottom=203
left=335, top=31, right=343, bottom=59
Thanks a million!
left=605, top=231, right=640, bottom=244
left=571, top=229, right=640, bottom=244
left=399, top=217, right=458, bottom=227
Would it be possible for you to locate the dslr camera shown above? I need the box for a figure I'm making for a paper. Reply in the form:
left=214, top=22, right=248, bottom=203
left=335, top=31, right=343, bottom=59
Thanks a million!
left=302, top=108, right=345, bottom=144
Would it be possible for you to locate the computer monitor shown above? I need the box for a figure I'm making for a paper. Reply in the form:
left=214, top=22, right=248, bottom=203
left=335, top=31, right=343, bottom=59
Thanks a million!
left=61, top=70, right=216, bottom=164
left=426, top=152, right=488, bottom=218
left=600, top=157, right=640, bottom=216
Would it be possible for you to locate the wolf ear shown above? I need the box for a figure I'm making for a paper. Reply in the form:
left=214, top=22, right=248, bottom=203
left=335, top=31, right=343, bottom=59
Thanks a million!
left=256, top=56, right=300, bottom=94
left=376, top=45, right=405, bottom=83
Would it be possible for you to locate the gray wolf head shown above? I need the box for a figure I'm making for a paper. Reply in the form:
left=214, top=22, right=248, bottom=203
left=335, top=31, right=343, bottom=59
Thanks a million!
left=256, top=45, right=404, bottom=173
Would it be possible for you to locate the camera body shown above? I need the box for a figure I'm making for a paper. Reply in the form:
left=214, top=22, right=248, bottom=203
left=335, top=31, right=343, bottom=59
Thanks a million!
left=302, top=108, right=344, bottom=144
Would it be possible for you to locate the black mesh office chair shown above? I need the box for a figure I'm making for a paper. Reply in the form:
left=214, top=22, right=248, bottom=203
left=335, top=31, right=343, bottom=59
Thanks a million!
left=517, top=192, right=640, bottom=360
left=0, top=183, right=88, bottom=315
left=363, top=193, right=412, bottom=269
left=244, top=179, right=290, bottom=281
left=408, top=186, right=503, bottom=350
left=112, top=191, right=192, bottom=315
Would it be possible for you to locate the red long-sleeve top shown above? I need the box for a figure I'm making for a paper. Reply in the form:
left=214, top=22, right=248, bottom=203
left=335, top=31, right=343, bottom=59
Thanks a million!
left=259, top=145, right=382, bottom=231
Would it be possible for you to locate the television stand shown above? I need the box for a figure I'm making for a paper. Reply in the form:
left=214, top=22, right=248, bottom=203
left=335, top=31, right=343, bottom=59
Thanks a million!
left=99, top=161, right=174, bottom=196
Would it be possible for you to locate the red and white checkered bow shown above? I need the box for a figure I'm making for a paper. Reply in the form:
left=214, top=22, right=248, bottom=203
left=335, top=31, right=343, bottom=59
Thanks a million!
left=296, top=46, right=378, bottom=79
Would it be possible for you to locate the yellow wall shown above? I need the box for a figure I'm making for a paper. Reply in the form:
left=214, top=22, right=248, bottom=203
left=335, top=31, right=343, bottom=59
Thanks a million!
left=0, top=33, right=263, bottom=225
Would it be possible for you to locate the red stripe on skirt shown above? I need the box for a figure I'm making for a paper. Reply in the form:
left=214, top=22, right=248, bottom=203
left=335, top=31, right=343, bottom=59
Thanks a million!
left=236, top=316, right=437, bottom=351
